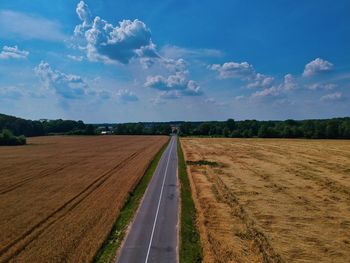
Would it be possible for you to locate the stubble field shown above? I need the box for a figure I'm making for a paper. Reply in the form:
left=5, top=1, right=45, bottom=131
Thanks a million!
left=181, top=138, right=350, bottom=263
left=0, top=135, right=167, bottom=263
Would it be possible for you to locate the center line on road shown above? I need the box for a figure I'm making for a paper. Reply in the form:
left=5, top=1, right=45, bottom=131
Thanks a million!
left=144, top=137, right=175, bottom=263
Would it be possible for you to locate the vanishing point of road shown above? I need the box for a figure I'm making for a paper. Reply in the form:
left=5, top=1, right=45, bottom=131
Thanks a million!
left=117, top=135, right=179, bottom=263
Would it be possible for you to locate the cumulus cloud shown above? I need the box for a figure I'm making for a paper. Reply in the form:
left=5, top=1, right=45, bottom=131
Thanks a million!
left=0, top=10, right=66, bottom=41
left=0, top=45, right=29, bottom=59
left=116, top=89, right=138, bottom=102
left=74, top=1, right=158, bottom=64
left=303, top=58, right=333, bottom=77
left=210, top=60, right=276, bottom=90
left=280, top=74, right=297, bottom=91
left=251, top=74, right=296, bottom=98
left=251, top=86, right=281, bottom=98
left=74, top=1, right=92, bottom=35
left=144, top=71, right=202, bottom=98
left=320, top=92, right=343, bottom=101
left=34, top=61, right=87, bottom=99
left=247, top=73, right=274, bottom=89
left=145, top=72, right=187, bottom=91
left=161, top=58, right=187, bottom=72
left=209, top=61, right=255, bottom=79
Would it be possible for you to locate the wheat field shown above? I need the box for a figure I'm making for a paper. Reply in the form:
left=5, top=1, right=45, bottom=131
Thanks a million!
left=181, top=138, right=350, bottom=263
left=0, top=136, right=167, bottom=263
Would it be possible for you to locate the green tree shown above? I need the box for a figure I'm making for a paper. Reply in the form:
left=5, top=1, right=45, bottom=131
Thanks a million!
left=226, top=118, right=236, bottom=131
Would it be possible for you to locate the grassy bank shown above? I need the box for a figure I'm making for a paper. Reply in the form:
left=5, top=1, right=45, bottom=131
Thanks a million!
left=93, top=138, right=170, bottom=263
left=177, top=138, right=203, bottom=263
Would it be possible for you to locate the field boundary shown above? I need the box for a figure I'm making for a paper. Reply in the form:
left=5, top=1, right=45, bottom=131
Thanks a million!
left=93, top=137, right=170, bottom=263
left=177, top=138, right=203, bottom=263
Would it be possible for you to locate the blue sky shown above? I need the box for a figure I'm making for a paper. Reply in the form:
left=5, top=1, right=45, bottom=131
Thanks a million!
left=0, top=0, right=349, bottom=122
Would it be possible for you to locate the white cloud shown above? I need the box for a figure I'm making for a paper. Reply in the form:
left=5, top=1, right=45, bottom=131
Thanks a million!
left=150, top=96, right=166, bottom=105
left=204, top=98, right=226, bottom=106
left=210, top=60, right=278, bottom=92
left=160, top=45, right=223, bottom=59
left=67, top=55, right=84, bottom=62
left=280, top=74, right=297, bottom=91
left=250, top=74, right=296, bottom=99
left=209, top=61, right=255, bottom=79
left=159, top=90, right=182, bottom=100
left=34, top=61, right=88, bottom=99
left=0, top=46, right=29, bottom=59
left=307, top=83, right=337, bottom=90
left=145, top=72, right=187, bottom=91
left=234, top=95, right=246, bottom=101
left=320, top=92, right=343, bottom=101
left=74, top=1, right=158, bottom=64
left=303, top=58, right=333, bottom=77
left=247, top=73, right=274, bottom=89
left=161, top=58, right=187, bottom=72
left=116, top=89, right=138, bottom=102
left=0, top=10, right=66, bottom=41
left=74, top=0, right=92, bottom=35
left=144, top=71, right=202, bottom=98
left=251, top=86, right=281, bottom=98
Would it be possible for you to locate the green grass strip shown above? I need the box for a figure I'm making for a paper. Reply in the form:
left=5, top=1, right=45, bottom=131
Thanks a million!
left=177, top=137, right=203, bottom=263
left=94, top=138, right=170, bottom=263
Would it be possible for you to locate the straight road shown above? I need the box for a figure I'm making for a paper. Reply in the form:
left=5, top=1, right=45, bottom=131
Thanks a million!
left=117, top=136, right=179, bottom=263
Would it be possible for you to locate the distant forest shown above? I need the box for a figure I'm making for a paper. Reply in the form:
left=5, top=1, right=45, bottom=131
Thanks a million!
left=178, top=118, right=350, bottom=139
left=0, top=113, right=95, bottom=137
left=1, top=113, right=350, bottom=139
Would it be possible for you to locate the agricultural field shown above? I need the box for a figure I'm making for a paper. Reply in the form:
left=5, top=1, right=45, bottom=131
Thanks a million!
left=181, top=138, right=350, bottom=263
left=0, top=136, right=167, bottom=263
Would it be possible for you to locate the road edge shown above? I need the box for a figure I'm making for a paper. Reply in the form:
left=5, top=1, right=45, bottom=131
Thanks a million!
left=93, top=136, right=170, bottom=263
left=177, top=137, right=203, bottom=263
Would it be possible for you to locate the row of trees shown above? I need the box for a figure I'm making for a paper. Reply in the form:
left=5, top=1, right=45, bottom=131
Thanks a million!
left=179, top=118, right=350, bottom=139
left=0, top=114, right=96, bottom=137
left=0, top=113, right=173, bottom=138
left=113, top=123, right=172, bottom=135
left=2, top=113, right=350, bottom=139
left=0, top=129, right=26, bottom=146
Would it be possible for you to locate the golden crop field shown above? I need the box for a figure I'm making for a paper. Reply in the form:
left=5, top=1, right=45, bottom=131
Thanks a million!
left=181, top=138, right=350, bottom=263
left=0, top=136, right=167, bottom=263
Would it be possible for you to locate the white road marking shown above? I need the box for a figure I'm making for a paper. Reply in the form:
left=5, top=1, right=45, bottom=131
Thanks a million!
left=144, top=137, right=175, bottom=263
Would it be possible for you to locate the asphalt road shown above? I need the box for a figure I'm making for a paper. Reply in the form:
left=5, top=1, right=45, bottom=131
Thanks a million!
left=117, top=135, right=179, bottom=263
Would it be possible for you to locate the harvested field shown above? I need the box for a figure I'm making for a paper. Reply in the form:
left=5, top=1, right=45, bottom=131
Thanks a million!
left=180, top=138, right=350, bottom=263
left=0, top=135, right=167, bottom=263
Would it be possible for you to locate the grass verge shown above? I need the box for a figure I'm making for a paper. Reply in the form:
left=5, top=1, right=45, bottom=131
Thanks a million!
left=178, top=138, right=203, bottom=263
left=93, top=138, right=170, bottom=263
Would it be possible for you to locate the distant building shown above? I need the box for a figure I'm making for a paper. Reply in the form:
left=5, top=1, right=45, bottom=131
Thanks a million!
left=100, top=130, right=113, bottom=135
left=170, top=125, right=180, bottom=133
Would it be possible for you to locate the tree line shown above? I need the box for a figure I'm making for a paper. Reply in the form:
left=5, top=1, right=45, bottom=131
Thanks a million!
left=179, top=118, right=350, bottom=139
left=0, top=113, right=173, bottom=138
left=112, top=123, right=172, bottom=135
left=0, top=114, right=96, bottom=137
left=1, top=113, right=350, bottom=140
